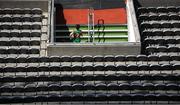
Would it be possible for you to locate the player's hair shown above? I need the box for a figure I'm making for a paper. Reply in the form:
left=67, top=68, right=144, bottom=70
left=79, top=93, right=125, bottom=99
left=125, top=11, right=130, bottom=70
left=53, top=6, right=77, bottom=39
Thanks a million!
left=76, top=24, right=80, bottom=30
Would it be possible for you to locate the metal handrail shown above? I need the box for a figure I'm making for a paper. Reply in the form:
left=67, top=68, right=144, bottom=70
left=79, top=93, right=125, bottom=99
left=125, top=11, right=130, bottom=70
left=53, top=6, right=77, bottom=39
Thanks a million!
left=88, top=8, right=95, bottom=43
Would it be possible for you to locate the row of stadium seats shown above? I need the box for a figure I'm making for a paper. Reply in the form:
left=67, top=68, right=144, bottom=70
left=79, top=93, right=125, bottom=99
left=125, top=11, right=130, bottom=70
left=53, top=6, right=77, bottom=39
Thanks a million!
left=0, top=64, right=179, bottom=72
left=0, top=22, right=41, bottom=30
left=146, top=46, right=180, bottom=55
left=0, top=8, right=43, bottom=58
left=0, top=14, right=42, bottom=22
left=0, top=48, right=39, bottom=54
left=139, top=14, right=180, bottom=22
left=1, top=73, right=180, bottom=82
left=143, top=38, right=180, bottom=45
left=142, top=29, right=180, bottom=36
left=138, top=6, right=180, bottom=14
left=0, top=40, right=40, bottom=46
left=0, top=30, right=41, bottom=37
left=0, top=6, right=49, bottom=104
left=141, top=21, right=180, bottom=29
left=0, top=8, right=42, bottom=15
left=0, top=55, right=179, bottom=63
left=137, top=6, right=180, bottom=56
left=1, top=83, right=180, bottom=92
left=0, top=93, right=180, bottom=104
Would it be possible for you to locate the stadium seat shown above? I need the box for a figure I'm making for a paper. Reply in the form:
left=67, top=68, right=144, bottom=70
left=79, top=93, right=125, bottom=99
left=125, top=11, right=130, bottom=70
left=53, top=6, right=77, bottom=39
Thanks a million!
left=172, top=21, right=180, bottom=28
left=147, top=7, right=157, bottom=13
left=82, top=55, right=93, bottom=62
left=32, top=14, right=42, bottom=22
left=13, top=8, right=23, bottom=14
left=138, top=7, right=148, bottom=14
left=23, top=8, right=31, bottom=14
left=167, top=6, right=178, bottom=13
left=32, top=8, right=42, bottom=15
left=22, top=14, right=31, bottom=22
left=11, top=30, right=20, bottom=37
left=159, top=13, right=169, bottom=20
left=12, top=14, right=22, bottom=22
left=11, top=22, right=21, bottom=29
left=169, top=14, right=180, bottom=20
left=157, top=6, right=167, bottom=13
left=32, top=22, right=41, bottom=29
left=2, top=14, right=11, bottom=22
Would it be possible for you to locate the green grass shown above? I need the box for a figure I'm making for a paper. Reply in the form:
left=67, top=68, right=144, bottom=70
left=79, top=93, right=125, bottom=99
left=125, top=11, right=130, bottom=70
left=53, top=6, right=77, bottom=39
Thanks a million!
left=81, top=38, right=128, bottom=43
left=83, top=32, right=128, bottom=36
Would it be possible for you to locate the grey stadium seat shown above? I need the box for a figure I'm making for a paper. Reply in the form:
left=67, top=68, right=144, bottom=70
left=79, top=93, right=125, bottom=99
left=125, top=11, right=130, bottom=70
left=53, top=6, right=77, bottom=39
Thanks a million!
left=32, top=22, right=41, bottom=30
left=159, top=13, right=169, bottom=20
left=20, top=30, right=31, bottom=37
left=11, top=22, right=21, bottom=29
left=3, top=8, right=12, bottom=14
left=22, top=14, right=31, bottom=22
left=153, top=30, right=163, bottom=36
left=161, top=21, right=172, bottom=28
left=167, top=6, right=178, bottom=13
left=12, top=14, right=22, bottom=22
left=2, top=14, right=11, bottom=22
left=104, top=55, right=115, bottom=62
left=23, top=8, right=31, bottom=14
left=138, top=14, right=149, bottom=21
left=1, top=22, right=11, bottom=29
left=149, top=14, right=159, bottom=21
left=13, top=8, right=23, bottom=14
left=157, top=46, right=168, bottom=53
left=172, top=21, right=180, bottom=28
left=19, top=41, right=29, bottom=46
left=157, top=6, right=167, bottom=13
left=146, top=46, right=157, bottom=54
left=163, top=29, right=174, bottom=36
left=30, top=40, right=40, bottom=46
left=7, top=48, right=19, bottom=54
left=29, top=48, right=40, bottom=54
left=137, top=55, right=148, bottom=62
left=169, top=14, right=180, bottom=20
left=9, top=40, right=19, bottom=46
left=138, top=7, right=148, bottom=14
left=174, top=29, right=180, bottom=36
left=151, top=21, right=161, bottom=28
left=71, top=55, right=82, bottom=62
left=168, top=46, right=180, bottom=52
left=22, top=22, right=31, bottom=29
left=140, top=22, right=151, bottom=29
left=32, top=15, right=42, bottom=22
left=32, top=8, right=42, bottom=15
left=0, top=30, right=10, bottom=37
left=82, top=55, right=93, bottom=62
left=94, top=55, right=104, bottom=62
left=147, top=7, right=157, bottom=13
left=31, top=30, right=41, bottom=37
left=11, top=30, right=20, bottom=37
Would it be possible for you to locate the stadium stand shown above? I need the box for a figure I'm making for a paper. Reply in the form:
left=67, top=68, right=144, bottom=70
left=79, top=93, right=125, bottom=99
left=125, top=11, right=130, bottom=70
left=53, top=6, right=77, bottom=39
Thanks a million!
left=0, top=0, right=180, bottom=105
left=138, top=6, right=180, bottom=55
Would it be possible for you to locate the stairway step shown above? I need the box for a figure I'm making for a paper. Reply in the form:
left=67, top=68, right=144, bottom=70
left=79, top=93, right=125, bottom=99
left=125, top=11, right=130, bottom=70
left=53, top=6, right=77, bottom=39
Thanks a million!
left=55, top=35, right=128, bottom=39
left=55, top=30, right=128, bottom=33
